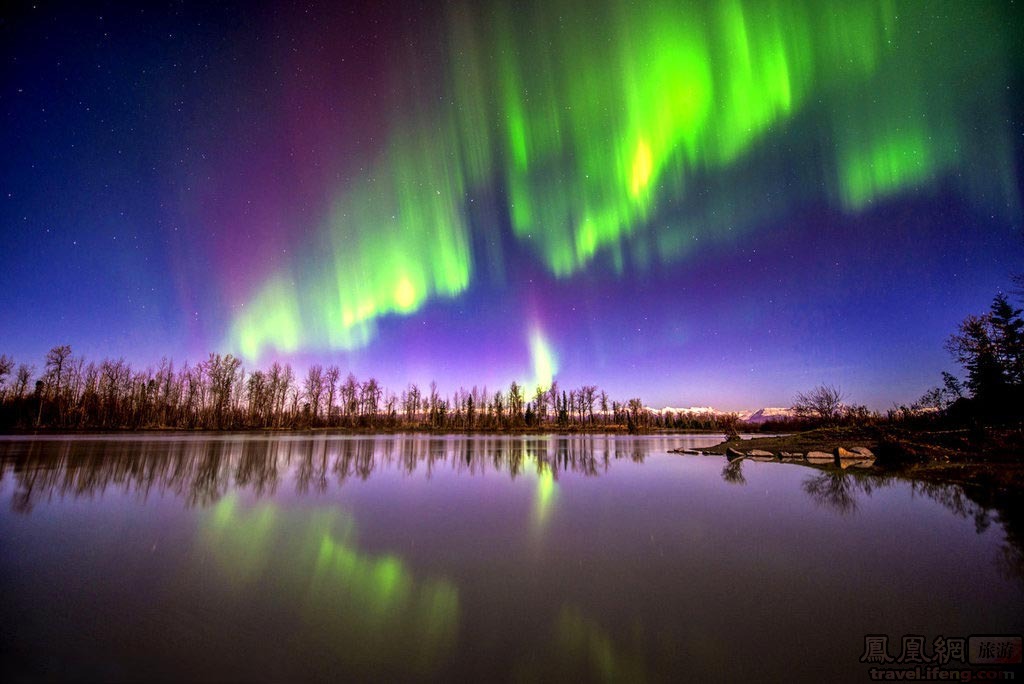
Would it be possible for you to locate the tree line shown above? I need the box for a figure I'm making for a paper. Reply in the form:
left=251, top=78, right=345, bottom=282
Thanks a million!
left=0, top=346, right=743, bottom=432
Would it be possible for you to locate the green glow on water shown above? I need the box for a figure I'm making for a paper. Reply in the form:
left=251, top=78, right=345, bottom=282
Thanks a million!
left=199, top=500, right=460, bottom=674
left=204, top=493, right=279, bottom=584
left=533, top=468, right=558, bottom=531
left=304, top=511, right=459, bottom=668
left=553, top=606, right=648, bottom=681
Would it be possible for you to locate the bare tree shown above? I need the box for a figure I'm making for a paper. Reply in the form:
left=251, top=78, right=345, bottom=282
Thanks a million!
left=247, top=370, right=268, bottom=426
left=547, top=381, right=559, bottom=424
left=13, top=364, right=33, bottom=400
left=792, top=384, right=846, bottom=424
left=581, top=385, right=597, bottom=424
left=304, top=364, right=324, bottom=424
left=0, top=354, right=12, bottom=401
left=324, top=366, right=340, bottom=425
left=39, top=344, right=72, bottom=426
left=361, top=378, right=381, bottom=421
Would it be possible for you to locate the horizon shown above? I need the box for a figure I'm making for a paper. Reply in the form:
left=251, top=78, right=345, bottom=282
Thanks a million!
left=0, top=342, right=967, bottom=416
left=2, top=0, right=1022, bottom=411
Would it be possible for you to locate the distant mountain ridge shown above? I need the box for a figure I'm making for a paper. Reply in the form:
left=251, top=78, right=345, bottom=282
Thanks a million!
left=646, top=406, right=797, bottom=423
left=742, top=407, right=798, bottom=423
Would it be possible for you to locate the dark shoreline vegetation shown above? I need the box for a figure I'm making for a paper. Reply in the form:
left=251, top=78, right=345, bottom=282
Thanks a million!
left=699, top=426, right=1024, bottom=489
left=0, top=345, right=764, bottom=434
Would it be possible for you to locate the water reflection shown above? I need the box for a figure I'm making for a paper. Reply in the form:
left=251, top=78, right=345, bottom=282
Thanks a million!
left=0, top=434, right=1021, bottom=681
left=0, top=434, right=661, bottom=511
left=791, top=467, right=1023, bottom=579
left=720, top=459, right=746, bottom=485
left=4, top=436, right=1021, bottom=580
left=512, top=606, right=649, bottom=682
left=199, top=494, right=460, bottom=674
left=533, top=469, right=559, bottom=530
left=801, top=472, right=882, bottom=515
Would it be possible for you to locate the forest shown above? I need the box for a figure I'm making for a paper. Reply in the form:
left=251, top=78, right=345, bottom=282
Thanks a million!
left=0, top=346, right=740, bottom=432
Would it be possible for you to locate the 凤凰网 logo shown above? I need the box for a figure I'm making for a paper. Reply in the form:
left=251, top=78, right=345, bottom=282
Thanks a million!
left=860, top=633, right=1020, bottom=681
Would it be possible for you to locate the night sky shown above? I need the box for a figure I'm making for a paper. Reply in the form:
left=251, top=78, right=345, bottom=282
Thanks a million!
left=2, top=0, right=1022, bottom=410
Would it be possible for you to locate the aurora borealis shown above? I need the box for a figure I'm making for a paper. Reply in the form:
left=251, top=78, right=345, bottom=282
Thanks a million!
left=2, top=0, right=1021, bottom=408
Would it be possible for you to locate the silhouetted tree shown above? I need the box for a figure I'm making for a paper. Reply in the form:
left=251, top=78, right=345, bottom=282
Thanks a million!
left=508, top=381, right=524, bottom=427
left=990, top=294, right=1024, bottom=385
left=945, top=294, right=1024, bottom=416
left=919, top=372, right=964, bottom=410
left=361, top=378, right=381, bottom=422
left=304, top=364, right=324, bottom=424
left=13, top=364, right=33, bottom=400
left=324, top=365, right=340, bottom=425
left=39, top=344, right=72, bottom=426
left=792, top=384, right=845, bottom=425
left=0, top=354, right=12, bottom=401
left=533, top=385, right=547, bottom=425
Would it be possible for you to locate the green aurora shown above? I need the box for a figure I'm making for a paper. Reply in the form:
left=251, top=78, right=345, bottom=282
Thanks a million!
left=229, top=0, right=1018, bottom=361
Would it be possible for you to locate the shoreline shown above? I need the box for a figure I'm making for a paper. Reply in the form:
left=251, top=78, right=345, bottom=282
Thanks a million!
left=0, top=426, right=740, bottom=437
left=688, top=426, right=1024, bottom=491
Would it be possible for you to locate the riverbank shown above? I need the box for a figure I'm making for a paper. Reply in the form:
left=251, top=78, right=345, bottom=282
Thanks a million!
left=691, top=425, right=1024, bottom=489
left=699, top=425, right=1023, bottom=459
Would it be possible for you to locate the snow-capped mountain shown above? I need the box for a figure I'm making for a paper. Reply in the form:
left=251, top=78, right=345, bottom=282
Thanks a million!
left=647, top=405, right=797, bottom=423
left=647, top=406, right=752, bottom=420
left=742, top=407, right=798, bottom=424
left=645, top=406, right=724, bottom=416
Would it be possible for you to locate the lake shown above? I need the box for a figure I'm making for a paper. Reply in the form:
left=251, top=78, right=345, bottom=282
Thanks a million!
left=1, top=433, right=1021, bottom=682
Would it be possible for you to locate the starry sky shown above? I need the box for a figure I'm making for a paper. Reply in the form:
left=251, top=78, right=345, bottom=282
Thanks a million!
left=1, top=0, right=1022, bottom=410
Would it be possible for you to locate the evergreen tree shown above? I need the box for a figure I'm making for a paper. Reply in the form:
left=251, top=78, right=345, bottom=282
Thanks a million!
left=945, top=294, right=1024, bottom=417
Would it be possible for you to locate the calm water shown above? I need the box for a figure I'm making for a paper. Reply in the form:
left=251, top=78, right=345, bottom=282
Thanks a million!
left=1, top=434, right=1021, bottom=683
